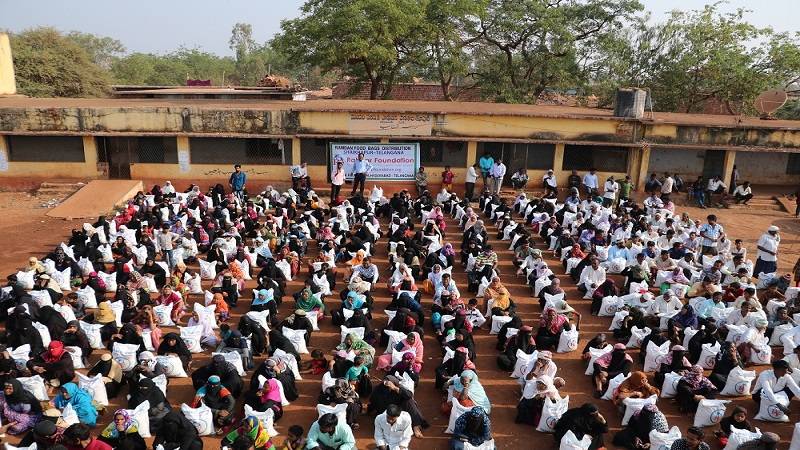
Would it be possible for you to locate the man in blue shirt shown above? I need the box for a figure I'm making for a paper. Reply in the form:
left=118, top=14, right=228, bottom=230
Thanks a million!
left=350, top=152, right=372, bottom=196
left=228, top=164, right=246, bottom=197
left=478, top=151, right=494, bottom=187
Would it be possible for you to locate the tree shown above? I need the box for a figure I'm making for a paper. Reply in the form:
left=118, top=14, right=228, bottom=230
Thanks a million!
left=472, top=0, right=642, bottom=103
left=777, top=99, right=800, bottom=120
left=66, top=31, right=126, bottom=70
left=10, top=27, right=111, bottom=97
left=111, top=49, right=235, bottom=86
left=592, top=5, right=800, bottom=114
left=273, top=0, right=427, bottom=99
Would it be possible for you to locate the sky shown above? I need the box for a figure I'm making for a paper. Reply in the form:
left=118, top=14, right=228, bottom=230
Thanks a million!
left=0, top=0, right=796, bottom=57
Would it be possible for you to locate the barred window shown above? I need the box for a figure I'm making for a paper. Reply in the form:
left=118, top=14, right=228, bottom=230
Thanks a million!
left=392, top=140, right=466, bottom=166
left=190, top=138, right=290, bottom=164
left=787, top=153, right=800, bottom=175
left=136, top=137, right=178, bottom=163
left=7, top=135, right=85, bottom=162
left=476, top=142, right=555, bottom=170
left=563, top=145, right=629, bottom=173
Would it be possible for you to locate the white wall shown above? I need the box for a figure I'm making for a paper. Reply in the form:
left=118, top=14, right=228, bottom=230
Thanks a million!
left=648, top=148, right=705, bottom=178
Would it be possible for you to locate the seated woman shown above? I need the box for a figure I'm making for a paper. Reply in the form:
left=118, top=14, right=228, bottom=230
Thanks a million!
left=61, top=320, right=92, bottom=364
left=688, top=322, right=720, bottom=364
left=655, top=345, right=692, bottom=388
left=708, top=342, right=743, bottom=391
left=450, top=406, right=492, bottom=450
left=484, top=277, right=512, bottom=312
left=130, top=305, right=162, bottom=350
left=368, top=374, right=428, bottom=438
left=553, top=403, right=609, bottom=450
left=191, top=375, right=235, bottom=432
left=295, top=288, right=325, bottom=321
left=250, top=359, right=299, bottom=403
left=497, top=325, right=536, bottom=372
left=319, top=378, right=362, bottom=429
left=337, top=333, right=376, bottom=369
left=250, top=289, right=277, bottom=318
left=447, top=370, right=491, bottom=414
left=192, top=354, right=243, bottom=398
left=52, top=382, right=97, bottom=427
left=244, top=376, right=284, bottom=420
left=27, top=340, right=75, bottom=387
left=157, top=332, right=192, bottom=369
left=516, top=375, right=559, bottom=426
left=612, top=371, right=659, bottom=407
left=436, top=347, right=475, bottom=390
left=186, top=309, right=218, bottom=348
left=154, top=285, right=185, bottom=324
left=582, top=334, right=608, bottom=359
left=108, top=322, right=146, bottom=352
left=128, top=376, right=171, bottom=431
left=715, top=406, right=755, bottom=447
left=612, top=404, right=669, bottom=450
left=222, top=416, right=275, bottom=450
left=99, top=409, right=147, bottom=450
left=590, top=279, right=618, bottom=315
left=592, top=343, right=633, bottom=398
left=331, top=291, right=368, bottom=327
left=676, top=365, right=717, bottom=413
left=388, top=264, right=416, bottom=294
left=376, top=332, right=423, bottom=372
left=424, top=264, right=446, bottom=295
left=0, top=379, right=42, bottom=436
left=153, top=411, right=203, bottom=450
left=536, top=308, right=571, bottom=351
left=88, top=353, right=124, bottom=399
left=669, top=304, right=699, bottom=332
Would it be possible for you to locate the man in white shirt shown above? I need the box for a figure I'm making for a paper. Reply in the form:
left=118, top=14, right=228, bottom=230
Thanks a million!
left=648, top=291, right=682, bottom=317
left=465, top=163, right=479, bottom=201
left=290, top=161, right=309, bottom=190
left=578, top=257, right=606, bottom=294
left=490, top=159, right=507, bottom=194
left=543, top=169, right=558, bottom=197
left=751, top=360, right=800, bottom=408
left=582, top=169, right=599, bottom=196
left=705, top=176, right=727, bottom=205
left=374, top=405, right=413, bottom=450
left=602, top=176, right=618, bottom=207
left=660, top=172, right=674, bottom=202
left=734, top=181, right=753, bottom=205
left=754, top=225, right=780, bottom=276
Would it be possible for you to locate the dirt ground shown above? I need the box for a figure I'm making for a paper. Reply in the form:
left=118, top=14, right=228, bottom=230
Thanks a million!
left=1, top=189, right=800, bottom=450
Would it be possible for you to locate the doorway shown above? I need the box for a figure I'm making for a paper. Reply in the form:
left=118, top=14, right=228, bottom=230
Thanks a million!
left=702, top=150, right=725, bottom=179
left=96, top=137, right=132, bottom=179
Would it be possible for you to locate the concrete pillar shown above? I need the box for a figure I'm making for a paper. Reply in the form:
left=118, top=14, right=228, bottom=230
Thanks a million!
left=553, top=143, right=565, bottom=172
left=466, top=141, right=477, bottom=166
left=379, top=138, right=390, bottom=144
left=81, top=136, right=100, bottom=177
left=634, top=144, right=651, bottom=190
left=721, top=149, right=736, bottom=188
left=0, top=33, right=16, bottom=95
left=0, top=135, right=9, bottom=173
left=291, top=137, right=301, bottom=165
left=176, top=136, right=190, bottom=173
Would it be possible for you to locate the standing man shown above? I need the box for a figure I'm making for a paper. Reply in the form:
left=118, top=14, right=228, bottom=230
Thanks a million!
left=490, top=159, right=507, bottom=195
left=602, top=176, right=618, bottom=207
left=331, top=160, right=345, bottom=203
left=660, top=172, right=674, bottom=202
left=465, top=163, right=479, bottom=201
left=698, top=214, right=724, bottom=256
left=229, top=164, right=246, bottom=200
left=617, top=175, right=633, bottom=204
left=415, top=166, right=428, bottom=196
left=157, top=224, right=178, bottom=269
left=582, top=169, right=599, bottom=196
left=479, top=151, right=494, bottom=189
left=543, top=169, right=558, bottom=197
left=351, top=152, right=372, bottom=197
left=290, top=161, right=310, bottom=190
left=754, top=225, right=780, bottom=276
left=730, top=164, right=740, bottom=194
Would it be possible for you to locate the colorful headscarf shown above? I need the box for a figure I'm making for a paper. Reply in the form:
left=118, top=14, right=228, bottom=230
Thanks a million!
left=101, top=409, right=137, bottom=439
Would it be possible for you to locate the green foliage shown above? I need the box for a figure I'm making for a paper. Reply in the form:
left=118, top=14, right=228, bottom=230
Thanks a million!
left=777, top=99, right=800, bottom=120
left=111, top=49, right=235, bottom=86
left=66, top=31, right=125, bottom=69
left=591, top=5, right=800, bottom=113
left=273, top=0, right=427, bottom=99
left=10, top=27, right=111, bottom=97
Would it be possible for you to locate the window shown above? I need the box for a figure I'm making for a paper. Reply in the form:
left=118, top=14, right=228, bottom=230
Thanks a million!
left=189, top=138, right=290, bottom=164
left=136, top=137, right=178, bottom=163
left=787, top=153, right=800, bottom=175
left=475, top=142, right=555, bottom=170
left=563, top=145, right=629, bottom=173
left=7, top=136, right=85, bottom=162
left=300, top=138, right=376, bottom=165
left=390, top=140, right=465, bottom=166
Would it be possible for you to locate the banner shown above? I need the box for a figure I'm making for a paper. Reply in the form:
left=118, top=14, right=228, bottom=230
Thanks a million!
left=330, top=143, right=419, bottom=181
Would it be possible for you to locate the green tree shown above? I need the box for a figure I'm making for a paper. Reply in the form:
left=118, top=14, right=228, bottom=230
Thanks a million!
left=66, top=31, right=126, bottom=70
left=777, top=99, right=800, bottom=120
left=10, top=27, right=111, bottom=97
left=473, top=0, right=642, bottom=103
left=111, top=49, right=235, bottom=86
left=592, top=5, right=800, bottom=114
left=273, top=0, right=427, bottom=99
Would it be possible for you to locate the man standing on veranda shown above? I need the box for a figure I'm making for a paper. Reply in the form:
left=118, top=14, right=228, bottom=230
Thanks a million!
left=351, top=152, right=372, bottom=197
left=490, top=159, right=507, bottom=195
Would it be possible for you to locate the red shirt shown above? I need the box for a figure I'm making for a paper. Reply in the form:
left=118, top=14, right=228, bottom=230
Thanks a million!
left=67, top=439, right=113, bottom=450
left=442, top=171, right=454, bottom=183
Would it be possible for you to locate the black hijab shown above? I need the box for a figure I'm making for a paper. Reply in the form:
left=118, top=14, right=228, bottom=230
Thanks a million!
left=157, top=332, right=191, bottom=360
left=3, top=379, right=42, bottom=413
left=129, top=377, right=168, bottom=409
